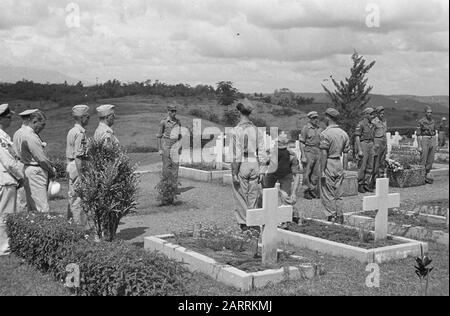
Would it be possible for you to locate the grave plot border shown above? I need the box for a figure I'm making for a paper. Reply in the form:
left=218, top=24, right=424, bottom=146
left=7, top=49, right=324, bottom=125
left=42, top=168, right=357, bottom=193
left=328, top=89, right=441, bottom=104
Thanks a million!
left=344, top=212, right=449, bottom=247
left=179, top=167, right=231, bottom=183
left=144, top=234, right=321, bottom=292
left=277, top=219, right=428, bottom=264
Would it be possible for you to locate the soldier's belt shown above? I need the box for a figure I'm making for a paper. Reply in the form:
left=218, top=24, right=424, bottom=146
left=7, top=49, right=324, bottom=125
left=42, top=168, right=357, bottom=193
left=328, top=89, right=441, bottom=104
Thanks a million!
left=361, top=139, right=374, bottom=142
left=24, top=163, right=40, bottom=167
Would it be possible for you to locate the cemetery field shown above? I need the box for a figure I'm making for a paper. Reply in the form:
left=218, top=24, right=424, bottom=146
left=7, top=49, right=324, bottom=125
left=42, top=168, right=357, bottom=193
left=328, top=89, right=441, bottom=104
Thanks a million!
left=6, top=169, right=447, bottom=296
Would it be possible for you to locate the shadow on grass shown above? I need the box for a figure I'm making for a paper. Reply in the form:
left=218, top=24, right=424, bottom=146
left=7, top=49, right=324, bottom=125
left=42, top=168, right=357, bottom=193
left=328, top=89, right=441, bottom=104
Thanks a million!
left=116, top=227, right=149, bottom=241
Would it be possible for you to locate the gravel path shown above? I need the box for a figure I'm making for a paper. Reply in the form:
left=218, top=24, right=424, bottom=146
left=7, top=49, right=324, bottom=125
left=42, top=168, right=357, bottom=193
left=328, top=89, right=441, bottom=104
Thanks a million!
left=116, top=172, right=449, bottom=245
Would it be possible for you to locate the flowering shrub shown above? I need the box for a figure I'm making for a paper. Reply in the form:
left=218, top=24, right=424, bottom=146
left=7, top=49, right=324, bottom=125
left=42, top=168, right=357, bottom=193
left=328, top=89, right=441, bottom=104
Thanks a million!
left=75, top=139, right=139, bottom=241
left=387, top=146, right=422, bottom=174
left=5, top=213, right=189, bottom=296
left=386, top=158, right=404, bottom=173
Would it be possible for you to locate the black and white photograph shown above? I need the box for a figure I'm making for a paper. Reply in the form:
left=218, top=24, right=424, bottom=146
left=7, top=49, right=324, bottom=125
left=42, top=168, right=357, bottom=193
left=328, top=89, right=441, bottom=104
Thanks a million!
left=0, top=0, right=448, bottom=299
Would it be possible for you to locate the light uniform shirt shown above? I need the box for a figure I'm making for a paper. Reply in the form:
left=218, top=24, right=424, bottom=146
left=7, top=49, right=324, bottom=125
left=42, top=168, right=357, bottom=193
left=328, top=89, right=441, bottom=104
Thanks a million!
left=13, top=125, right=52, bottom=171
left=231, top=118, right=268, bottom=175
left=355, top=119, right=375, bottom=142
left=300, top=122, right=322, bottom=147
left=157, top=117, right=182, bottom=141
left=0, top=128, right=24, bottom=186
left=319, top=125, right=351, bottom=159
left=66, top=124, right=87, bottom=160
left=94, top=122, right=118, bottom=144
left=372, top=117, right=387, bottom=139
left=417, top=118, right=437, bottom=137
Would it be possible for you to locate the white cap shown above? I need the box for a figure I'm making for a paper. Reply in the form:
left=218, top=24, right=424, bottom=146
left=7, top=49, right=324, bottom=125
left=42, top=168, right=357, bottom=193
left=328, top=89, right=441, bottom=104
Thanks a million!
left=48, top=181, right=61, bottom=197
left=96, top=104, right=115, bottom=117
left=72, top=104, right=90, bottom=117
left=0, top=104, right=13, bottom=116
left=19, top=109, right=39, bottom=117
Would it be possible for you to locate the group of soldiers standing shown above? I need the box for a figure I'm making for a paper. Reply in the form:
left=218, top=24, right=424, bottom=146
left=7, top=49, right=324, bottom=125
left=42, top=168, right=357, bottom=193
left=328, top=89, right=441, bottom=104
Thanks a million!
left=231, top=101, right=445, bottom=228
left=1, top=98, right=447, bottom=254
left=0, top=103, right=118, bottom=255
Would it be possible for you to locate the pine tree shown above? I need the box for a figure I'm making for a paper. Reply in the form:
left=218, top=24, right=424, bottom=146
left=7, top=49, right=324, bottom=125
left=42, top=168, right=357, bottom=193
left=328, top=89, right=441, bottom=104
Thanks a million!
left=322, top=51, right=376, bottom=139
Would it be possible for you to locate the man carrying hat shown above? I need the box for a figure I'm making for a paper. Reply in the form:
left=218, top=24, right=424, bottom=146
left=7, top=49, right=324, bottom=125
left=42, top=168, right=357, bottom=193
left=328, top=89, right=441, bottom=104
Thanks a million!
left=438, top=117, right=448, bottom=148
left=0, top=104, right=24, bottom=255
left=94, top=104, right=118, bottom=144
left=372, top=106, right=388, bottom=186
left=355, top=107, right=376, bottom=193
left=417, top=106, right=437, bottom=184
left=299, top=111, right=322, bottom=199
left=263, top=132, right=301, bottom=223
left=66, top=105, right=90, bottom=226
left=157, top=104, right=183, bottom=188
left=319, top=108, right=350, bottom=224
left=13, top=109, right=55, bottom=213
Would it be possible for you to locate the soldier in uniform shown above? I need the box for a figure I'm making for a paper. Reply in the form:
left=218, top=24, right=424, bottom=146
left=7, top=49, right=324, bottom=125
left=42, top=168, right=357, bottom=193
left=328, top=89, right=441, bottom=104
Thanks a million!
left=299, top=111, right=322, bottom=199
left=66, top=105, right=90, bottom=226
left=372, top=106, right=388, bottom=184
left=438, top=117, right=448, bottom=148
left=14, top=109, right=55, bottom=213
left=230, top=99, right=267, bottom=230
left=263, top=132, right=301, bottom=223
left=355, top=107, right=376, bottom=193
left=0, top=104, right=24, bottom=255
left=157, top=105, right=183, bottom=187
left=319, top=108, right=350, bottom=224
left=94, top=104, right=118, bottom=144
left=417, top=106, right=437, bottom=184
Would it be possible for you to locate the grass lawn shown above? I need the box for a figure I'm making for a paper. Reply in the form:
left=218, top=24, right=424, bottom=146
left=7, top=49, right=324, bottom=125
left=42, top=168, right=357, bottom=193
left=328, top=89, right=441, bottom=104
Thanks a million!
left=0, top=255, right=68, bottom=296
left=1, top=242, right=447, bottom=296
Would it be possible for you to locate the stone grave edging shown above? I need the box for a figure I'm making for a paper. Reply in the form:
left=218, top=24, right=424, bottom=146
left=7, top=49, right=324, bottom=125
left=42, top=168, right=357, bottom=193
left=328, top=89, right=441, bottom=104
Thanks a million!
left=344, top=212, right=449, bottom=247
left=277, top=219, right=428, bottom=263
left=144, top=234, right=320, bottom=292
left=179, top=167, right=231, bottom=183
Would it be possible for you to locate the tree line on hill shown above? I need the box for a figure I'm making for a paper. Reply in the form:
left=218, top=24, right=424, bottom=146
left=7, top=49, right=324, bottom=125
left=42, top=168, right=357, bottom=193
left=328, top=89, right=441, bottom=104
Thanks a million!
left=0, top=79, right=223, bottom=107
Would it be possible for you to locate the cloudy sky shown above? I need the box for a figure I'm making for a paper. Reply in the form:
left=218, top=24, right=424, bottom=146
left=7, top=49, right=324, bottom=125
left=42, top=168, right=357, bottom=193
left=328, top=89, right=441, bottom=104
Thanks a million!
left=0, top=0, right=448, bottom=95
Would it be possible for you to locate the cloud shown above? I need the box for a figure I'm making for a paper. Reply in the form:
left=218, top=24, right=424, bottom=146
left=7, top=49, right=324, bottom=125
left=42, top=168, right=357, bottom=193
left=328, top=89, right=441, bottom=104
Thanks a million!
left=0, top=0, right=448, bottom=95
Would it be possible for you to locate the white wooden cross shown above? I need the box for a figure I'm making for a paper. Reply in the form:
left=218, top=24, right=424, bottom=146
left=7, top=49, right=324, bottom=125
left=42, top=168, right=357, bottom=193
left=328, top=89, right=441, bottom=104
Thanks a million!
left=412, top=132, right=419, bottom=148
left=246, top=185, right=293, bottom=266
left=392, top=131, right=402, bottom=146
left=214, top=134, right=224, bottom=170
left=386, top=132, right=393, bottom=158
left=363, top=178, right=400, bottom=241
left=294, top=140, right=302, bottom=162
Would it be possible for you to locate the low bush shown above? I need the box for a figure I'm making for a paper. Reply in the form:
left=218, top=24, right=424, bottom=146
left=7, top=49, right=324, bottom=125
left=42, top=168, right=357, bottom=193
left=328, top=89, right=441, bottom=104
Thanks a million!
left=271, top=107, right=297, bottom=117
left=155, top=170, right=178, bottom=206
left=250, top=116, right=268, bottom=128
left=75, top=139, right=139, bottom=241
left=5, top=213, right=189, bottom=296
left=222, top=109, right=240, bottom=126
left=188, top=108, right=221, bottom=124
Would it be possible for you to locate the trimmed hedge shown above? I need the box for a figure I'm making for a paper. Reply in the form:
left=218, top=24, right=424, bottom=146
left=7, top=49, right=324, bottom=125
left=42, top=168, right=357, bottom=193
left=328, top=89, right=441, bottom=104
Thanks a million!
left=5, top=213, right=189, bottom=296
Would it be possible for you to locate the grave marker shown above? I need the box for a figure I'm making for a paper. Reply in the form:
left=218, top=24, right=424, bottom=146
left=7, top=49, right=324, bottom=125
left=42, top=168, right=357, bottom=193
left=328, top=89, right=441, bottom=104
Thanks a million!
left=386, top=132, right=393, bottom=158
left=412, top=132, right=419, bottom=148
left=363, top=178, right=400, bottom=241
left=214, top=134, right=224, bottom=170
left=392, top=132, right=402, bottom=146
left=246, top=184, right=293, bottom=266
